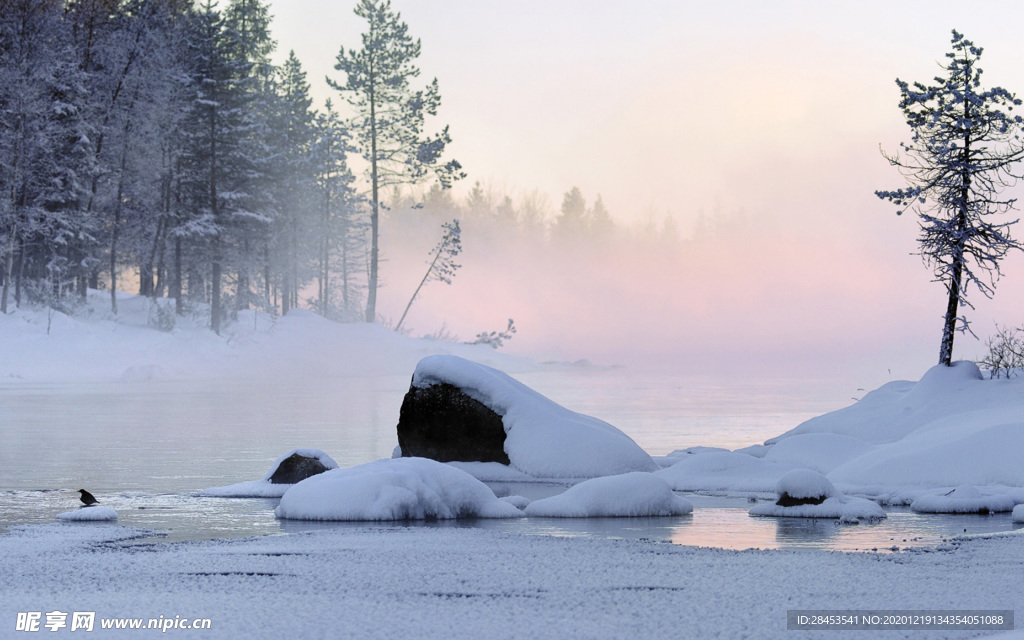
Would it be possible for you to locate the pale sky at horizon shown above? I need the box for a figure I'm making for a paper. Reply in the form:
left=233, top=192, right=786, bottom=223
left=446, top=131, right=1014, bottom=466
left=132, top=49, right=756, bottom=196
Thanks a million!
left=264, top=1, right=1024, bottom=385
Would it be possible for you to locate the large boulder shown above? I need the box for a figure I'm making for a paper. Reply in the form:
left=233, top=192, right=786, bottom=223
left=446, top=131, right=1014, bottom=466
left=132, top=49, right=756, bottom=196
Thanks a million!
left=396, top=355, right=657, bottom=479
left=397, top=382, right=510, bottom=465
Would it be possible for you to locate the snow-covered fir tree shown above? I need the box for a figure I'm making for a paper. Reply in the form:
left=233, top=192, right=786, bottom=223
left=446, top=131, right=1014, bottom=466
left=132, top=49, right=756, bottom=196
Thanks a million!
left=877, top=30, right=1024, bottom=366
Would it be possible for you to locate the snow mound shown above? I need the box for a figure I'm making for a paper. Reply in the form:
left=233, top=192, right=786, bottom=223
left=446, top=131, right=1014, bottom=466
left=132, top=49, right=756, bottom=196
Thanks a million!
left=655, top=450, right=794, bottom=493
left=1014, top=504, right=1024, bottom=523
left=56, top=506, right=118, bottom=522
left=776, top=469, right=836, bottom=500
left=274, top=457, right=525, bottom=521
left=200, top=448, right=338, bottom=497
left=763, top=362, right=1024, bottom=491
left=411, top=355, right=657, bottom=478
left=762, top=433, right=875, bottom=474
left=749, top=496, right=885, bottom=524
left=524, top=472, right=693, bottom=517
left=910, top=485, right=1017, bottom=514
left=500, top=495, right=532, bottom=510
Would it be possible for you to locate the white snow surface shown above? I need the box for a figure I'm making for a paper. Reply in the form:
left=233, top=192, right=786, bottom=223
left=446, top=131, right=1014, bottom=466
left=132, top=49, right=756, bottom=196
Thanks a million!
left=524, top=472, right=694, bottom=517
left=411, top=355, right=658, bottom=478
left=775, top=468, right=836, bottom=500
left=55, top=506, right=118, bottom=521
left=655, top=450, right=791, bottom=494
left=3, top=523, right=1023, bottom=640
left=274, top=457, right=524, bottom=521
left=200, top=448, right=340, bottom=498
left=910, top=485, right=1017, bottom=514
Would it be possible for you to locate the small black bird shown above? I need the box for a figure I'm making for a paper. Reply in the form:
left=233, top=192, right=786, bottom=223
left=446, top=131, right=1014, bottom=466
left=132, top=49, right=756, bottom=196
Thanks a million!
left=78, top=489, right=98, bottom=506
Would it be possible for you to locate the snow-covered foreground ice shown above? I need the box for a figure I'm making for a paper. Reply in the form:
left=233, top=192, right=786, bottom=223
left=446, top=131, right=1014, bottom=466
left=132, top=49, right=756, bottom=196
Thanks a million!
left=2, top=523, right=1022, bottom=640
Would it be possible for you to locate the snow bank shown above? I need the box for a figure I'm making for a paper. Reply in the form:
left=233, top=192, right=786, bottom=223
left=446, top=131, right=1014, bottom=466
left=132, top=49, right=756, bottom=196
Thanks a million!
left=655, top=450, right=793, bottom=494
left=56, top=506, right=118, bottom=521
left=763, top=362, right=1024, bottom=491
left=524, top=472, right=693, bottom=517
left=274, top=457, right=525, bottom=521
left=1014, top=504, right=1024, bottom=523
left=910, top=485, right=1017, bottom=514
left=411, top=355, right=657, bottom=478
left=199, top=448, right=338, bottom=498
left=0, top=290, right=537, bottom=383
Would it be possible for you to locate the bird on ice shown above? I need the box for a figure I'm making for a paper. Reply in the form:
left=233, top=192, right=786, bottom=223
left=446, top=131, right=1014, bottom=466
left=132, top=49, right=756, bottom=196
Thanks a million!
left=78, top=489, right=98, bottom=506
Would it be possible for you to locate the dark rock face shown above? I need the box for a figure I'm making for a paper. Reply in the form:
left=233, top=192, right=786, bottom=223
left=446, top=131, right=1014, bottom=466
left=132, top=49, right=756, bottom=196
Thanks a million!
left=268, top=453, right=332, bottom=484
left=775, top=492, right=827, bottom=507
left=397, top=382, right=510, bottom=465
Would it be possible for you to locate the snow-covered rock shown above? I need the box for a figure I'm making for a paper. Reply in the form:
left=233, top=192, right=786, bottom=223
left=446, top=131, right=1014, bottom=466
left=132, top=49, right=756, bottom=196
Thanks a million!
left=750, top=469, right=884, bottom=523
left=1013, top=504, right=1024, bottom=523
left=274, top=457, right=525, bottom=521
left=56, top=506, right=118, bottom=522
left=910, top=485, right=1016, bottom=514
left=199, top=448, right=338, bottom=498
left=775, top=469, right=835, bottom=505
left=400, top=355, right=657, bottom=479
left=524, top=472, right=693, bottom=517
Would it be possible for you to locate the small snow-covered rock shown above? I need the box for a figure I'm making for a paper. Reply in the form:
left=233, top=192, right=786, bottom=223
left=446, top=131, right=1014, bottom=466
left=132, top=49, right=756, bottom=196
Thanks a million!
left=274, top=457, right=525, bottom=521
left=199, top=448, right=338, bottom=497
left=910, top=485, right=1016, bottom=514
left=750, top=468, right=884, bottom=523
left=524, top=472, right=693, bottom=518
left=266, top=449, right=337, bottom=484
left=1013, top=504, right=1024, bottom=523
left=775, top=469, right=835, bottom=506
left=57, top=506, right=118, bottom=522
left=750, top=496, right=885, bottom=523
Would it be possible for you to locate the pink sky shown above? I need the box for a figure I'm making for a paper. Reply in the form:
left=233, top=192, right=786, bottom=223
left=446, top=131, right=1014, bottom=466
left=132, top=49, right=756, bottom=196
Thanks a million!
left=269, top=1, right=1024, bottom=385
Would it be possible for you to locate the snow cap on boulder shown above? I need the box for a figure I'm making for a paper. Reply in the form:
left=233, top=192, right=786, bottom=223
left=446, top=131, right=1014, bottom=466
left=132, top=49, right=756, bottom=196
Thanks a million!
left=400, top=355, right=657, bottom=478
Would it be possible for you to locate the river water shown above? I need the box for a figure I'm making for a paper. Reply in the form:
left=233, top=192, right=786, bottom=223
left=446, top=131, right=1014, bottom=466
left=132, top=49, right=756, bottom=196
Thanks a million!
left=1, top=368, right=1020, bottom=551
